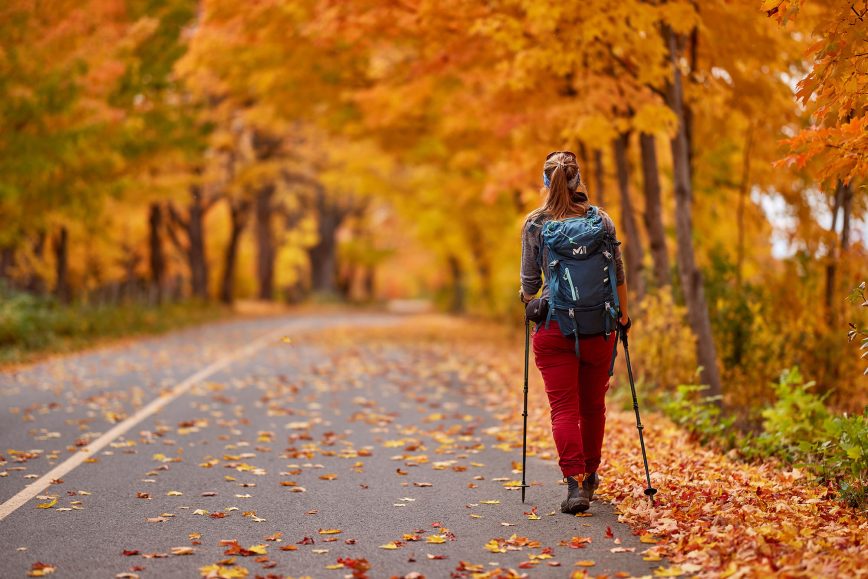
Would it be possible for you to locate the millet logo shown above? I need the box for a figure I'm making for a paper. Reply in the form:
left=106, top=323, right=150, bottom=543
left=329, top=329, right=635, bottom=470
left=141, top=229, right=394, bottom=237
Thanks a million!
left=572, top=246, right=587, bottom=255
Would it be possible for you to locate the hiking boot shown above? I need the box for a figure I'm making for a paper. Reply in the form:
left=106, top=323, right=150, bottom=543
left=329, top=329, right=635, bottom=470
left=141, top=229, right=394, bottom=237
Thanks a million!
left=582, top=472, right=600, bottom=503
left=560, top=475, right=590, bottom=514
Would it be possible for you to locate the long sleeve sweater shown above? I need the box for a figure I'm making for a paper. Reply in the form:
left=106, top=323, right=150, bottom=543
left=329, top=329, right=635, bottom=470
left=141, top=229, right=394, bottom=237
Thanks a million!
left=520, top=209, right=626, bottom=301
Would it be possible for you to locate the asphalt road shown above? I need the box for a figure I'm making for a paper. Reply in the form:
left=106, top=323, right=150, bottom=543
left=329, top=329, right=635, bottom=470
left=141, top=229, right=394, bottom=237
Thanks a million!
left=0, top=313, right=663, bottom=578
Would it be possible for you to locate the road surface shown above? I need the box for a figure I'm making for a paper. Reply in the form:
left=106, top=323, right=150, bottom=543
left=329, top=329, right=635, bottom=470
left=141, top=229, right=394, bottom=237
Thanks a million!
left=0, top=313, right=663, bottom=578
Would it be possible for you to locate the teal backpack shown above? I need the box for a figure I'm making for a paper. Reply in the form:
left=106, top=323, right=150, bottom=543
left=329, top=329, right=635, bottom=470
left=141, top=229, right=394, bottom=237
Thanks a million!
left=540, top=205, right=621, bottom=373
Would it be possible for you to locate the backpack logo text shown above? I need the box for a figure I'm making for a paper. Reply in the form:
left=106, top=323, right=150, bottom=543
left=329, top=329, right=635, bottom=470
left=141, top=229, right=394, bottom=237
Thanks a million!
left=572, top=246, right=587, bottom=255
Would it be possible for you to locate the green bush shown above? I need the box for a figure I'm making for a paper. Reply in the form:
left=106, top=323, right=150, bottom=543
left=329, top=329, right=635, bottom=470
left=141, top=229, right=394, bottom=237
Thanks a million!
left=752, top=367, right=831, bottom=461
left=817, top=409, right=868, bottom=508
left=659, top=367, right=867, bottom=509
left=0, top=284, right=226, bottom=365
left=660, top=379, right=736, bottom=447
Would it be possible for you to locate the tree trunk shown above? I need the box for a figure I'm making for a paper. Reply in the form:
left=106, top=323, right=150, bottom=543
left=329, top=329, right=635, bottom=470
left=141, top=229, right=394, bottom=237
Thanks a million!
left=840, top=181, right=853, bottom=250
left=664, top=24, right=723, bottom=398
left=447, top=255, right=465, bottom=314
left=824, top=181, right=846, bottom=316
left=53, top=226, right=70, bottom=303
left=578, top=141, right=589, bottom=178
left=254, top=184, right=276, bottom=300
left=337, top=264, right=354, bottom=300
left=824, top=180, right=854, bottom=326
left=165, top=188, right=215, bottom=302
left=25, top=232, right=46, bottom=294
left=221, top=199, right=250, bottom=304
left=363, top=266, right=376, bottom=301
left=148, top=203, right=165, bottom=301
left=613, top=131, right=646, bottom=301
left=309, top=191, right=342, bottom=296
left=187, top=186, right=209, bottom=300
left=736, top=125, right=754, bottom=289
left=0, top=246, right=15, bottom=284
left=639, top=133, right=670, bottom=289
left=593, top=149, right=606, bottom=207
left=468, top=231, right=494, bottom=305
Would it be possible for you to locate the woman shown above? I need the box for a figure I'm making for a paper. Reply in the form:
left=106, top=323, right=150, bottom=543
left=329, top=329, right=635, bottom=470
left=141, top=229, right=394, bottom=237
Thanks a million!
left=519, top=151, right=630, bottom=514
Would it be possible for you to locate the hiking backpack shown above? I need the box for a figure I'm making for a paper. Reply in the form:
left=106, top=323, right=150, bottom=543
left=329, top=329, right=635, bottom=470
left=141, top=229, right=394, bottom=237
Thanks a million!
left=540, top=205, right=621, bottom=371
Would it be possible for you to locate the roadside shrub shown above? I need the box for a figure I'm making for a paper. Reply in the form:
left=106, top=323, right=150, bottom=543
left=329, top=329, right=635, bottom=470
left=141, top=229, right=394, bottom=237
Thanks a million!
left=660, top=366, right=868, bottom=508
left=751, top=367, right=831, bottom=461
left=0, top=284, right=225, bottom=364
left=660, top=379, right=736, bottom=447
left=630, top=292, right=697, bottom=391
left=817, top=409, right=868, bottom=508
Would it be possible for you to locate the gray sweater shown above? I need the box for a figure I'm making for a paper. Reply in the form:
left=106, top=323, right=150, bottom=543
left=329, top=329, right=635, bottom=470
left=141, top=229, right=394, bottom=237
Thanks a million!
left=520, top=209, right=626, bottom=301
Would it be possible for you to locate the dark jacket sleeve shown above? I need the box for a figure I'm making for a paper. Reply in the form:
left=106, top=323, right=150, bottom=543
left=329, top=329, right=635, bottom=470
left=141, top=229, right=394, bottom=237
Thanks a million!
left=520, top=218, right=543, bottom=297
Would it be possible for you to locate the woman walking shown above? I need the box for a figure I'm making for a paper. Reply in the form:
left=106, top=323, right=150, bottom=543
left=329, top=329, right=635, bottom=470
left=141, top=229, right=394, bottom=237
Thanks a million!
left=519, top=151, right=630, bottom=514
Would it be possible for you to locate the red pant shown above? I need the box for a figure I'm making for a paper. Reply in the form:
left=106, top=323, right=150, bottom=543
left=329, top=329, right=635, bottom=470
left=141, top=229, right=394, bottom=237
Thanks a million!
left=532, top=320, right=616, bottom=478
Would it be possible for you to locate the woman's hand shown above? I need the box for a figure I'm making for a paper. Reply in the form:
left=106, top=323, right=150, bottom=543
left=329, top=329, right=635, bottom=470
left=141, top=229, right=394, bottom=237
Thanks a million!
left=519, top=288, right=532, bottom=304
left=619, top=313, right=632, bottom=334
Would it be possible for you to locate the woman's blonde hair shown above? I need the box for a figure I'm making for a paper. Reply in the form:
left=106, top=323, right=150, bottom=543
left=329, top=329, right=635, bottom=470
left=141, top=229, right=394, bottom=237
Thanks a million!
left=528, top=151, right=589, bottom=224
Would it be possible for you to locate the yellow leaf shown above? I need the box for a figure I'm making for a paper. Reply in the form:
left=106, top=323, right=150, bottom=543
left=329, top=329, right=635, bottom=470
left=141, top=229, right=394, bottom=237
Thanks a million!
left=167, top=491, right=183, bottom=496
left=379, top=542, right=399, bottom=550
left=26, top=564, right=57, bottom=577
left=426, top=534, right=446, bottom=544
left=247, top=545, right=267, bottom=555
left=576, top=560, right=596, bottom=567
left=654, top=566, right=684, bottom=577
left=480, top=500, right=500, bottom=504
left=37, top=498, right=57, bottom=509
left=318, top=529, right=342, bottom=535
left=484, top=539, right=506, bottom=553
left=640, top=534, right=659, bottom=544
left=199, top=564, right=249, bottom=578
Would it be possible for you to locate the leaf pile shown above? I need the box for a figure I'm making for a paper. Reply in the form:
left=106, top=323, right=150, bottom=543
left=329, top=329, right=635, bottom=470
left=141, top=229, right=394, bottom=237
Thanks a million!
left=339, top=318, right=868, bottom=578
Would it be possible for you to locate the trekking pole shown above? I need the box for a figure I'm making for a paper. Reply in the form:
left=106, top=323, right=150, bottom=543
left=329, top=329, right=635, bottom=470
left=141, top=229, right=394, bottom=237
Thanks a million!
left=619, top=321, right=658, bottom=505
left=520, top=319, right=531, bottom=503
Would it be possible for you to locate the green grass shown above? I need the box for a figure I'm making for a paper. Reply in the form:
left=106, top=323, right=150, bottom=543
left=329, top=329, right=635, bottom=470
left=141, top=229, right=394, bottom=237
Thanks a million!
left=0, top=287, right=229, bottom=366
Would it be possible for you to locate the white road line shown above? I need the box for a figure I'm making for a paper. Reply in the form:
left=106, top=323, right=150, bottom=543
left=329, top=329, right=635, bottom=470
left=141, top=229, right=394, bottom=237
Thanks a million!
left=0, top=322, right=295, bottom=522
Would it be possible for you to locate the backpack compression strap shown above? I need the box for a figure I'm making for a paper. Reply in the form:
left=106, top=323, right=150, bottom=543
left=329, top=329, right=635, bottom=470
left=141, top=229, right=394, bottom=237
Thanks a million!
left=604, top=235, right=621, bottom=376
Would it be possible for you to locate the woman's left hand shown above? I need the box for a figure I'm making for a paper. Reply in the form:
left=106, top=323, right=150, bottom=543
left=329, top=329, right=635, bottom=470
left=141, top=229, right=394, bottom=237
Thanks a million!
left=619, top=314, right=632, bottom=333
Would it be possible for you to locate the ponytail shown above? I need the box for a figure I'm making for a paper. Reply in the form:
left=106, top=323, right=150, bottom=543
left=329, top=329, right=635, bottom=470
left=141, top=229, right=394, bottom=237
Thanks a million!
left=540, top=152, right=588, bottom=220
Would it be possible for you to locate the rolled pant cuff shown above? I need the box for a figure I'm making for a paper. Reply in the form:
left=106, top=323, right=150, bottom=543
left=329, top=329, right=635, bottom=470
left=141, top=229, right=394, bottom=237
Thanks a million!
left=560, top=463, right=586, bottom=478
